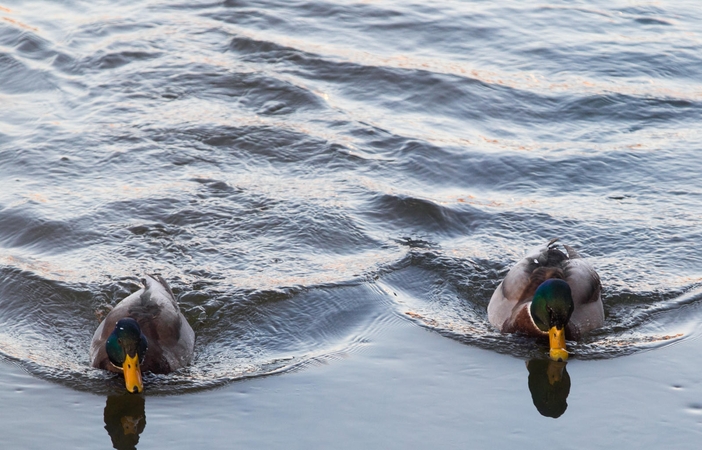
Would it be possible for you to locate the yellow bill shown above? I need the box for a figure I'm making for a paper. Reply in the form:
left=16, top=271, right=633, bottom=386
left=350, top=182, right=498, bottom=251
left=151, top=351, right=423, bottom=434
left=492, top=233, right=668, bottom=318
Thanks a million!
left=123, top=354, right=143, bottom=393
left=548, top=326, right=568, bottom=362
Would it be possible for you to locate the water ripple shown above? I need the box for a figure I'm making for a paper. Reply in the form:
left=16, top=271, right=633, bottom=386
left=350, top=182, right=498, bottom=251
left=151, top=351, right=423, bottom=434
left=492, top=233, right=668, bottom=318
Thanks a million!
left=1, top=0, right=702, bottom=393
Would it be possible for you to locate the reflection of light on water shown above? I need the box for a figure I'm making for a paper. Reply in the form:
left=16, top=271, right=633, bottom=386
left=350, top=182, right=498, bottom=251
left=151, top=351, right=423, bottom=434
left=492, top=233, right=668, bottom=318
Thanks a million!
left=226, top=24, right=702, bottom=102
left=0, top=240, right=407, bottom=292
left=1, top=15, right=39, bottom=32
left=405, top=310, right=486, bottom=336
left=592, top=333, right=684, bottom=347
left=574, top=333, right=686, bottom=359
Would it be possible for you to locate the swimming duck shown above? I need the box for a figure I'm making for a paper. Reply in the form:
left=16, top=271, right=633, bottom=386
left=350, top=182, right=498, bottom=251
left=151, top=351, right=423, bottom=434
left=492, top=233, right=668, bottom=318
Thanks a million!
left=90, top=275, right=195, bottom=393
left=487, top=239, right=603, bottom=361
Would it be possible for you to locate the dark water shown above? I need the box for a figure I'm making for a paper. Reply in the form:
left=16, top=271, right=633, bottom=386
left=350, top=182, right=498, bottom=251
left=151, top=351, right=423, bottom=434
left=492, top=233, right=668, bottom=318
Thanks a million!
left=1, top=0, right=702, bottom=424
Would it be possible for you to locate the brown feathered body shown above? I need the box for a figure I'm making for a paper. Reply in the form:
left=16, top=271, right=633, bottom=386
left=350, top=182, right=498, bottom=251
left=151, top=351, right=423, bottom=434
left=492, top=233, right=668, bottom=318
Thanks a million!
left=487, top=239, right=603, bottom=340
left=90, top=275, right=195, bottom=374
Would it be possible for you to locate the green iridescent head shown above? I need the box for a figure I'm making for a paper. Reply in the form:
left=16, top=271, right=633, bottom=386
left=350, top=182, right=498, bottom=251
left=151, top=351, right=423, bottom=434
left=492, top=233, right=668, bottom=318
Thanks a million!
left=530, top=279, right=574, bottom=331
left=530, top=279, right=574, bottom=361
left=106, top=318, right=148, bottom=393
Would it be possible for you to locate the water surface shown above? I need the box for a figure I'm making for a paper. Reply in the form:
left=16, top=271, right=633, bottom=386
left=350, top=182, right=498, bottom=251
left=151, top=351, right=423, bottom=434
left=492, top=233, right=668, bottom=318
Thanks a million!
left=1, top=0, right=702, bottom=446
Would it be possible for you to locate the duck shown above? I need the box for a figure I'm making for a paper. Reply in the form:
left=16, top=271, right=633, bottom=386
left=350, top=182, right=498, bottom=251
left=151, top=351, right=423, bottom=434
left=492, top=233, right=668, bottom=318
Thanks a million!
left=487, top=238, right=603, bottom=361
left=90, top=274, right=195, bottom=393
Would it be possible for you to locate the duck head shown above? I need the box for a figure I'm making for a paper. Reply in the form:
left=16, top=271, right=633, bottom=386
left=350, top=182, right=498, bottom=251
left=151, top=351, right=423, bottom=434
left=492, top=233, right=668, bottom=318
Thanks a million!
left=530, top=279, right=574, bottom=362
left=106, top=318, right=148, bottom=393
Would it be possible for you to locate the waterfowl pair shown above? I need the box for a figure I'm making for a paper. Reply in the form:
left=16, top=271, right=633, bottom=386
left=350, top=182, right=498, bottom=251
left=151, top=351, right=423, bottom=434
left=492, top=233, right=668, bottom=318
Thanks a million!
left=90, top=275, right=194, bottom=393
left=488, top=239, right=604, bottom=360
left=90, top=240, right=599, bottom=391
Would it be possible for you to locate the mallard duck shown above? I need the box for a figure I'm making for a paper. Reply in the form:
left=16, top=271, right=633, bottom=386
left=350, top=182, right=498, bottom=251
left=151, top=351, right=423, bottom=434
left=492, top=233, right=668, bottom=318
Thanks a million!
left=90, top=275, right=195, bottom=393
left=487, top=238, right=603, bottom=361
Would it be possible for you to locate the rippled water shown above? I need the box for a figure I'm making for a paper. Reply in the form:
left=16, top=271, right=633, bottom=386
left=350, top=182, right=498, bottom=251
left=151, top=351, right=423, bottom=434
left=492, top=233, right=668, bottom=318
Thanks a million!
left=1, top=0, right=702, bottom=397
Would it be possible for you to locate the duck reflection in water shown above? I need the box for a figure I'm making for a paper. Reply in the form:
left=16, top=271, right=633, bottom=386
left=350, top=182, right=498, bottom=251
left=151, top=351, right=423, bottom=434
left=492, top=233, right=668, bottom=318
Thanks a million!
left=104, top=394, right=147, bottom=450
left=526, top=358, right=571, bottom=418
